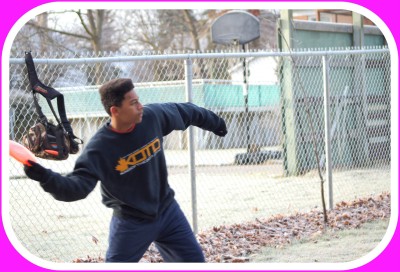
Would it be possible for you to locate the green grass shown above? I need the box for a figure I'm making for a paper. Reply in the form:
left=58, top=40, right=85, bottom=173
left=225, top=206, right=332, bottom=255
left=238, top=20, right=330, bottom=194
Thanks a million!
left=250, top=219, right=390, bottom=263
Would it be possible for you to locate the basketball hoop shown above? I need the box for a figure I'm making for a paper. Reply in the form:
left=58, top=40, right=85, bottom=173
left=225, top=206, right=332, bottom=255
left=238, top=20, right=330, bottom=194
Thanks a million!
left=211, top=10, right=261, bottom=164
left=211, top=10, right=260, bottom=46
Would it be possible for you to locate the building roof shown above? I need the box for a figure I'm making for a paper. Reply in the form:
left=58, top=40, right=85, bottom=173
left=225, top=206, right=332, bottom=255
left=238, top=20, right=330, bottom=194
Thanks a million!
left=40, top=81, right=281, bottom=118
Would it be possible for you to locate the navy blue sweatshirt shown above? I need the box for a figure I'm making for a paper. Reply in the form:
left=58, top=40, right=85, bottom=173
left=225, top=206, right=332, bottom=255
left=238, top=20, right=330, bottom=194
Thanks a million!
left=39, top=103, right=224, bottom=219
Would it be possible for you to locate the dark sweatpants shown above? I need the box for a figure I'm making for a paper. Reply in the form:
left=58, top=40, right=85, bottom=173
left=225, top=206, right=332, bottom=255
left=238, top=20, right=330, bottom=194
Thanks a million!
left=105, top=200, right=205, bottom=262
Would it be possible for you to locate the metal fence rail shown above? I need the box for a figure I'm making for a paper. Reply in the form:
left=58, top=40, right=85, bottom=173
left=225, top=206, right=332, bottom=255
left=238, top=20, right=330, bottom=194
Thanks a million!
left=7, top=47, right=391, bottom=262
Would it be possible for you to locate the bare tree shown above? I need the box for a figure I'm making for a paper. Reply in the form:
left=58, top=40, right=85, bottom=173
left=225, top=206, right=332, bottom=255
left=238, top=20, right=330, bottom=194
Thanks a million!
left=22, top=10, right=114, bottom=53
left=15, top=10, right=123, bottom=84
left=12, top=9, right=279, bottom=83
left=74, top=10, right=106, bottom=53
left=121, top=9, right=218, bottom=79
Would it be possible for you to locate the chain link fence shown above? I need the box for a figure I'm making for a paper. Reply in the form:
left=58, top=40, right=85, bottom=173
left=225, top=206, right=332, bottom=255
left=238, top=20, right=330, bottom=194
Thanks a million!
left=7, top=47, right=391, bottom=262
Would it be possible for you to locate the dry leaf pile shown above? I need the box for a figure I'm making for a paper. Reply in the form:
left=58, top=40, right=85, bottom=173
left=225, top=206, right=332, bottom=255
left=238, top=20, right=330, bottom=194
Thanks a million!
left=74, top=192, right=390, bottom=263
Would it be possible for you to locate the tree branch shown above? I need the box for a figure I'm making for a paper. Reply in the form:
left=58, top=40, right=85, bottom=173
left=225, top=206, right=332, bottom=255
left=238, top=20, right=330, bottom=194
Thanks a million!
left=26, top=22, right=91, bottom=40
left=75, top=10, right=94, bottom=39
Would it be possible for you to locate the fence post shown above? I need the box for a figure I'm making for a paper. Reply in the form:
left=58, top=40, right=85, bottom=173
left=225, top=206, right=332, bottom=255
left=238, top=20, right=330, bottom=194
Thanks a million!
left=9, top=107, right=16, bottom=140
left=322, top=55, right=334, bottom=210
left=184, top=58, right=198, bottom=234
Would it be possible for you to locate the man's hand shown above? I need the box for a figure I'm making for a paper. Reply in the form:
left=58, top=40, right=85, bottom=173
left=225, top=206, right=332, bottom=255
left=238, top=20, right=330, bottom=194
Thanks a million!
left=24, top=160, right=49, bottom=182
left=213, top=118, right=228, bottom=137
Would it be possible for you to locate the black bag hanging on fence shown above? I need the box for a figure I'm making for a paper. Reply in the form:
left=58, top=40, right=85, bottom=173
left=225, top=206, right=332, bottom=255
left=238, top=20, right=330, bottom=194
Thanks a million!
left=22, top=51, right=83, bottom=160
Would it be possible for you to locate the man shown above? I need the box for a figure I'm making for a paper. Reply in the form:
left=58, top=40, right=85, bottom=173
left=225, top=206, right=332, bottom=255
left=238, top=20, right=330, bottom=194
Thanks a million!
left=24, top=78, right=227, bottom=262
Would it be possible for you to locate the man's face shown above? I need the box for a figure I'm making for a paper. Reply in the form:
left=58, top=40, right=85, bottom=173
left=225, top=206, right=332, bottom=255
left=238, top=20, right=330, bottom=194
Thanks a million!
left=114, top=89, right=144, bottom=125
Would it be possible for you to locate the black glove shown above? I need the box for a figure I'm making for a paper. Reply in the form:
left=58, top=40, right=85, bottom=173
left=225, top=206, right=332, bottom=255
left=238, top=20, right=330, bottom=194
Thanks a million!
left=213, top=118, right=228, bottom=137
left=24, top=160, right=49, bottom=183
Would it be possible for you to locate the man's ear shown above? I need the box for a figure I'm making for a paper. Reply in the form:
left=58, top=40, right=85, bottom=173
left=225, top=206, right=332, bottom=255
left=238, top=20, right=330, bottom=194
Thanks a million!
left=110, top=106, right=119, bottom=116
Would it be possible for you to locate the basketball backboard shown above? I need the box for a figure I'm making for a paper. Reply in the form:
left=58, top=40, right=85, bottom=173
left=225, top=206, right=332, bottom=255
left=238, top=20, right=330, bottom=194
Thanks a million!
left=211, top=10, right=260, bottom=45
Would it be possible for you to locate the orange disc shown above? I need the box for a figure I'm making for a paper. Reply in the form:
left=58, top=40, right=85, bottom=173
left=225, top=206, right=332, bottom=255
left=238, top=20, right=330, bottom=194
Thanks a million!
left=9, top=140, right=37, bottom=166
left=44, top=149, right=59, bottom=156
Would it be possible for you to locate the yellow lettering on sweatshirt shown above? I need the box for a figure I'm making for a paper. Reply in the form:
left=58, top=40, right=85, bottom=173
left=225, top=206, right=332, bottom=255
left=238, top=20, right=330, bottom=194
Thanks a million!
left=115, top=138, right=161, bottom=174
